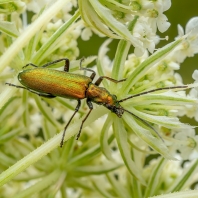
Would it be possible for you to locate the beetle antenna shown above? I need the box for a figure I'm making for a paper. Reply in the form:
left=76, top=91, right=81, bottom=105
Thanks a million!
left=119, top=85, right=188, bottom=103
left=122, top=108, right=164, bottom=142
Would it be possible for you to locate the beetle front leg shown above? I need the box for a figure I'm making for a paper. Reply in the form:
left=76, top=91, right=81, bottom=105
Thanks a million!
left=60, top=100, right=81, bottom=147
left=41, top=58, right=70, bottom=72
left=94, top=76, right=126, bottom=86
left=76, top=99, right=93, bottom=140
left=22, top=58, right=70, bottom=71
left=79, top=58, right=96, bottom=81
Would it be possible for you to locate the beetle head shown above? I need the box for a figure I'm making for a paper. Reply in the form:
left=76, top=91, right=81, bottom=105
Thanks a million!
left=104, top=103, right=124, bottom=118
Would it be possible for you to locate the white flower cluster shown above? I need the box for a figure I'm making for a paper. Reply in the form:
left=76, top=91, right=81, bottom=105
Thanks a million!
left=26, top=0, right=77, bottom=21
left=79, top=0, right=171, bottom=56
left=40, top=19, right=81, bottom=62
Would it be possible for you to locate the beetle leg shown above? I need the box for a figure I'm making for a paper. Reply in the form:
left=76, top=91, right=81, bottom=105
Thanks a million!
left=60, top=100, right=81, bottom=147
left=22, top=58, right=70, bottom=71
left=94, top=76, right=126, bottom=86
left=79, top=58, right=96, bottom=81
left=41, top=58, right=70, bottom=71
left=22, top=63, right=38, bottom=69
left=5, top=83, right=56, bottom=98
left=76, top=99, right=93, bottom=140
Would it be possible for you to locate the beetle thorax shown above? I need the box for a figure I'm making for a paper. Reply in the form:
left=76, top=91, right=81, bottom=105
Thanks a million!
left=86, top=84, right=124, bottom=117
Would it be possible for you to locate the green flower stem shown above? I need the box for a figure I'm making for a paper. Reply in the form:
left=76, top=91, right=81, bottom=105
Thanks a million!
left=111, top=16, right=139, bottom=93
left=89, top=0, right=141, bottom=47
left=35, top=96, right=60, bottom=127
left=144, top=157, right=166, bottom=197
left=0, top=107, right=107, bottom=187
left=100, top=114, right=114, bottom=161
left=106, top=173, right=131, bottom=198
left=92, top=178, right=115, bottom=198
left=100, top=0, right=132, bottom=13
left=131, top=175, right=142, bottom=198
left=113, top=116, right=146, bottom=184
left=13, top=170, right=61, bottom=198
left=0, top=78, right=18, bottom=110
left=0, top=0, right=68, bottom=73
left=123, top=113, right=173, bottom=159
left=111, top=40, right=130, bottom=86
left=152, top=189, right=198, bottom=198
left=0, top=21, right=19, bottom=37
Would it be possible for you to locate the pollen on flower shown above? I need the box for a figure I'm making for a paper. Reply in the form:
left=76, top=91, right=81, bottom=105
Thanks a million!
left=147, top=9, right=158, bottom=18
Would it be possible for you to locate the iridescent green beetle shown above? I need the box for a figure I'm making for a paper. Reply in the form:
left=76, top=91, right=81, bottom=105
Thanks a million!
left=6, top=58, right=187, bottom=147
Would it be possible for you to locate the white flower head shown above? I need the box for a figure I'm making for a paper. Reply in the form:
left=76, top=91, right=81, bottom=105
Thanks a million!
left=174, top=129, right=198, bottom=159
left=81, top=27, right=93, bottom=41
left=174, top=17, right=198, bottom=62
left=146, top=0, right=171, bottom=33
left=133, top=17, right=160, bottom=53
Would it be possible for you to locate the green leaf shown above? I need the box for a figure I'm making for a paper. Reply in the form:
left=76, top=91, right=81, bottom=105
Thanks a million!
left=106, top=173, right=131, bottom=198
left=100, top=115, right=114, bottom=161
left=123, top=113, right=175, bottom=159
left=127, top=91, right=198, bottom=106
left=92, top=178, right=116, bottom=198
left=144, top=157, right=167, bottom=197
left=34, top=96, right=60, bottom=128
left=126, top=107, right=194, bottom=129
left=79, top=0, right=121, bottom=39
left=113, top=116, right=146, bottom=184
left=74, top=163, right=122, bottom=176
left=167, top=159, right=198, bottom=192
left=89, top=0, right=142, bottom=48
left=0, top=21, right=19, bottom=37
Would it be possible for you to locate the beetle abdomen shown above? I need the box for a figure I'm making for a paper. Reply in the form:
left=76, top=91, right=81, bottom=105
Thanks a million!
left=18, top=68, right=92, bottom=99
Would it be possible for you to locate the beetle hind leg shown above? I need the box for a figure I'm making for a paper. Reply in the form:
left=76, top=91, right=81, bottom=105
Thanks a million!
left=76, top=99, right=93, bottom=140
left=5, top=83, right=56, bottom=98
left=60, top=100, right=81, bottom=147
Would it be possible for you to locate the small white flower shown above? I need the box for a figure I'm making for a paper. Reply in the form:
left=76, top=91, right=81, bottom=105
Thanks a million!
left=192, top=70, right=198, bottom=82
left=187, top=88, right=198, bottom=121
left=174, top=129, right=198, bottom=159
left=131, top=0, right=153, bottom=15
left=26, top=0, right=54, bottom=13
left=174, top=17, right=198, bottom=63
left=146, top=0, right=171, bottom=33
left=133, top=17, right=160, bottom=53
left=148, top=11, right=170, bottom=33
left=29, top=113, right=42, bottom=134
left=81, top=27, right=93, bottom=41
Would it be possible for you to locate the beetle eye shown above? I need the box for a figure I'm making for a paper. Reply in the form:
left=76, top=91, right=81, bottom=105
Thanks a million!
left=113, top=95, right=117, bottom=99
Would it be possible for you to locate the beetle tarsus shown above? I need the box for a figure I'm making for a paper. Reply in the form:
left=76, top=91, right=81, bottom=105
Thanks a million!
left=76, top=100, right=93, bottom=140
left=60, top=100, right=81, bottom=147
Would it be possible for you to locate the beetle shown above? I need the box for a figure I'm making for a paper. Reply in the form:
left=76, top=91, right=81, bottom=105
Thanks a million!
left=6, top=58, right=187, bottom=147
